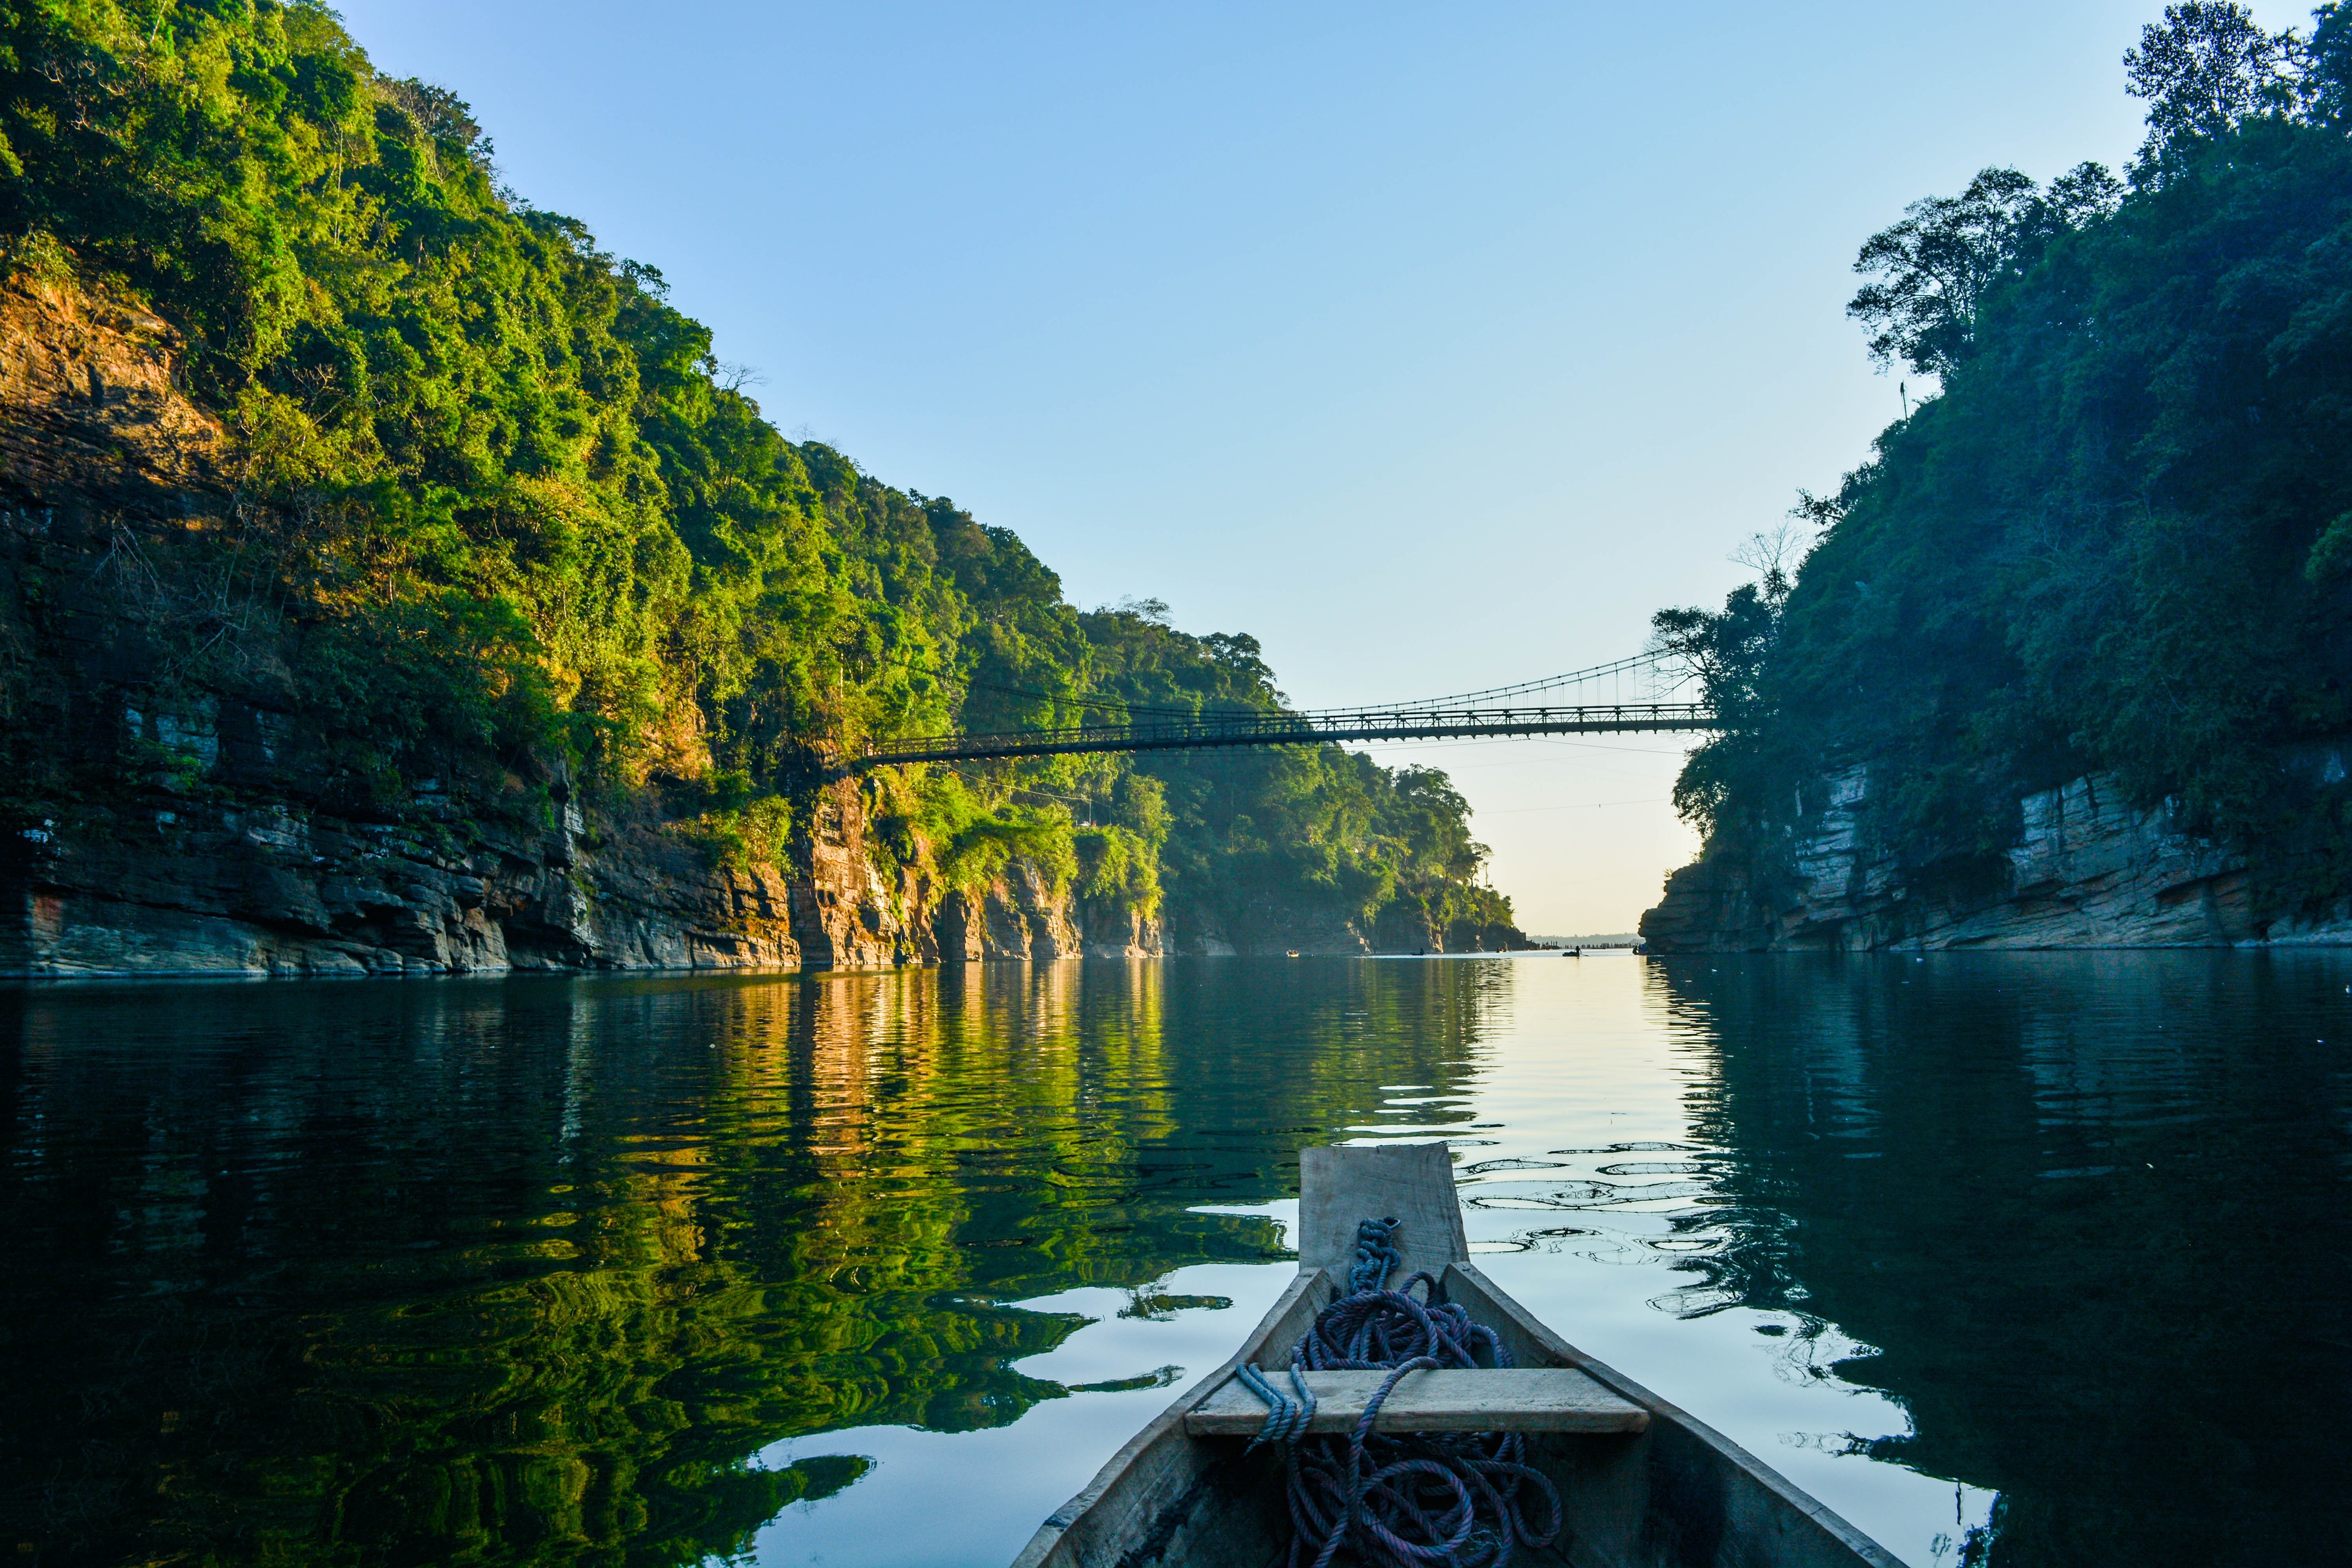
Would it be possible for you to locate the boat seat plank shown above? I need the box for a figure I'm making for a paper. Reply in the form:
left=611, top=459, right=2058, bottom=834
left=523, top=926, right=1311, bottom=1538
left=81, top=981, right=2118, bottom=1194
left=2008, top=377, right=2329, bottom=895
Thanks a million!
left=1183, top=1368, right=1648, bottom=1437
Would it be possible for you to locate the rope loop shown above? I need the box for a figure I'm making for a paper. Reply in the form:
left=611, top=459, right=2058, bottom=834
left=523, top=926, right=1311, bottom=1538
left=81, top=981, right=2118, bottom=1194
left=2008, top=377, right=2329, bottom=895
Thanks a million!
left=1238, top=1361, right=1318, bottom=1450
left=1235, top=1214, right=1564, bottom=1567
left=1348, top=1215, right=1404, bottom=1295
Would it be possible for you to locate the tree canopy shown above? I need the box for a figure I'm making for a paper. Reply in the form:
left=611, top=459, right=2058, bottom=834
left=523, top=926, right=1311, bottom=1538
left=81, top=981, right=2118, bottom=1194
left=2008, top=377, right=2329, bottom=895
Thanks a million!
left=0, top=0, right=1514, bottom=949
left=1655, top=0, right=2352, bottom=915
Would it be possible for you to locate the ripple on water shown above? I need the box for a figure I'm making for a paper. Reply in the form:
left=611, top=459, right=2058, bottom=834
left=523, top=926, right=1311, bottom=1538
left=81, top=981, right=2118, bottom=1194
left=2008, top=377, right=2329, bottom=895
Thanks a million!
left=1470, top=1177, right=1720, bottom=1210
left=1465, top=1181, right=1617, bottom=1209
left=1545, top=1142, right=1698, bottom=1155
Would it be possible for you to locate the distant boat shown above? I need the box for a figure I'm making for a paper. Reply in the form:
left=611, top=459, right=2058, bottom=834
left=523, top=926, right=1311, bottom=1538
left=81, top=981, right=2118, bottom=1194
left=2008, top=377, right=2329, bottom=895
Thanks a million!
left=1285, top=949, right=1301, bottom=958
left=1013, top=1143, right=1898, bottom=1568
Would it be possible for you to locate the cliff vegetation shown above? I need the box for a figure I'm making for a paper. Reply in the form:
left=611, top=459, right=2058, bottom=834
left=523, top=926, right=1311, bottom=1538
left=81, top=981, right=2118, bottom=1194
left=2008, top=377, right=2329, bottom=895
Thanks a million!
left=0, top=0, right=1518, bottom=968
left=1644, top=2, right=2352, bottom=948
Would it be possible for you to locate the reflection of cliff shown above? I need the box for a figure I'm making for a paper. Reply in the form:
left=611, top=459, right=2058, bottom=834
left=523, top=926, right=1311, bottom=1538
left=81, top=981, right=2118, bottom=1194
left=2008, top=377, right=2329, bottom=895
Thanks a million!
left=1648, top=955, right=2352, bottom=1566
left=0, top=959, right=1506, bottom=1566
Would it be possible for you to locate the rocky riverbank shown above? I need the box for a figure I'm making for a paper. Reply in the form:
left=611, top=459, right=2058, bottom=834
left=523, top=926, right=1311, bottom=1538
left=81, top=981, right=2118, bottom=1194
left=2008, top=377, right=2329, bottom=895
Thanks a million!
left=1639, top=765, right=2352, bottom=951
left=1, top=774, right=1163, bottom=978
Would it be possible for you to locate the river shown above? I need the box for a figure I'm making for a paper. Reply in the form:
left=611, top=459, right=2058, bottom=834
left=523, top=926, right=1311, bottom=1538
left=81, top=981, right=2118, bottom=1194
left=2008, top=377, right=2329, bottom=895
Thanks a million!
left=3, top=953, right=2346, bottom=1567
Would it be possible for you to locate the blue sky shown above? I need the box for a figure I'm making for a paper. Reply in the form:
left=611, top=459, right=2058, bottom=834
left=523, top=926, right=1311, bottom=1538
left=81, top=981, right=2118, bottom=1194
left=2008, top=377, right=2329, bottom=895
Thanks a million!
left=338, top=0, right=2307, bottom=931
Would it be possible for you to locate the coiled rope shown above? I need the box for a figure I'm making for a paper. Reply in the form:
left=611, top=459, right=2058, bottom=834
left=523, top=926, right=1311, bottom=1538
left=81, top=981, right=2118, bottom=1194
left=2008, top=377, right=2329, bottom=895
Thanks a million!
left=1238, top=1217, right=1564, bottom=1568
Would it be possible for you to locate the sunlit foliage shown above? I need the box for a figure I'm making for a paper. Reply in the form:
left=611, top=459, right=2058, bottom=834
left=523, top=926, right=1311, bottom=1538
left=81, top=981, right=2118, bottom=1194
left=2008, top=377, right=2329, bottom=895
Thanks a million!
left=0, top=0, right=1509, bottom=943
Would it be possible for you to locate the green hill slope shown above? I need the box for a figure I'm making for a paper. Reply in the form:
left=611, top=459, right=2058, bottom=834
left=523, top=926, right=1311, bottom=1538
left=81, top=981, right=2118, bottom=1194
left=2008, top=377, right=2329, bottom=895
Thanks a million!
left=0, top=0, right=1517, bottom=958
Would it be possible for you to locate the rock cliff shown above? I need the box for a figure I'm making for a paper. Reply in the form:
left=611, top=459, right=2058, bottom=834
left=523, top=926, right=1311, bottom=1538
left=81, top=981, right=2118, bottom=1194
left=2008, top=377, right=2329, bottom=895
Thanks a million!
left=0, top=773, right=1156, bottom=978
left=1640, top=764, right=2352, bottom=951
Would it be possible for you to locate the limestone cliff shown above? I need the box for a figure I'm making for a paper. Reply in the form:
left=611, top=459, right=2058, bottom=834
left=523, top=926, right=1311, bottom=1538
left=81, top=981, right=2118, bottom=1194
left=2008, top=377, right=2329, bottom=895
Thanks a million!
left=1, top=772, right=1157, bottom=977
left=1640, top=764, right=2352, bottom=951
left=0, top=272, right=1156, bottom=978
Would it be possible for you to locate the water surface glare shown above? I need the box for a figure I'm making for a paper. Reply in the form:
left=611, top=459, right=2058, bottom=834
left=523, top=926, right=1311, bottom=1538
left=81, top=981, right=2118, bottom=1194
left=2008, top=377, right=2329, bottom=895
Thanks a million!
left=4, top=953, right=2347, bottom=1567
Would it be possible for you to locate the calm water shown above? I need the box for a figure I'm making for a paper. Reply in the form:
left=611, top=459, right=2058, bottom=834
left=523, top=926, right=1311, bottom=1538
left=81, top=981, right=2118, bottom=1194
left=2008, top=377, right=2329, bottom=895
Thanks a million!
left=4, top=954, right=2348, bottom=1567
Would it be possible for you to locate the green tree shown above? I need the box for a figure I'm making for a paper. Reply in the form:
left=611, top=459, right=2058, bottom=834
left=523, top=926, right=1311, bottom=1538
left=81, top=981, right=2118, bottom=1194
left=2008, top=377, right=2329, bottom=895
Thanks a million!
left=1664, top=0, right=2352, bottom=915
left=1847, top=163, right=2121, bottom=377
left=2125, top=1, right=2311, bottom=167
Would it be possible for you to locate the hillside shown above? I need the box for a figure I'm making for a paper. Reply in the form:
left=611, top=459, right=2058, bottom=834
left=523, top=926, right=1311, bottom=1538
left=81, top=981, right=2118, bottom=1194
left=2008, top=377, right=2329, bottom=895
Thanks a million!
left=0, top=1, right=1521, bottom=972
left=1641, top=2, right=2352, bottom=950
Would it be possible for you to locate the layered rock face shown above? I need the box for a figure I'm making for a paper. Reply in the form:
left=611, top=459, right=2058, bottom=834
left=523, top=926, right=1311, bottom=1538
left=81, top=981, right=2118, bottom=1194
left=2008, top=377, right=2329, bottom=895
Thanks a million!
left=1641, top=766, right=2352, bottom=952
left=0, top=774, right=1161, bottom=978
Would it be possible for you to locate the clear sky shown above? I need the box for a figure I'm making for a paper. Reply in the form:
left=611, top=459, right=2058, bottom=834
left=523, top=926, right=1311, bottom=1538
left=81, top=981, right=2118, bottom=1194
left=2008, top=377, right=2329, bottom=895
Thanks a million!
left=336, top=0, right=2307, bottom=933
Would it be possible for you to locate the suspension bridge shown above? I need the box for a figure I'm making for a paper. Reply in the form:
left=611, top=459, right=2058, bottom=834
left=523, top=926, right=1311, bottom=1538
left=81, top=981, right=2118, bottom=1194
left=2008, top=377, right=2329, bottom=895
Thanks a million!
left=851, top=652, right=1720, bottom=768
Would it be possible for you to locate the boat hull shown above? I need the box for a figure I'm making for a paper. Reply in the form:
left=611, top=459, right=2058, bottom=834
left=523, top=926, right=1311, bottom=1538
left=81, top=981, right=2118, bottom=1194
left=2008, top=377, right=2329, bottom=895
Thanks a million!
left=1013, top=1144, right=1899, bottom=1568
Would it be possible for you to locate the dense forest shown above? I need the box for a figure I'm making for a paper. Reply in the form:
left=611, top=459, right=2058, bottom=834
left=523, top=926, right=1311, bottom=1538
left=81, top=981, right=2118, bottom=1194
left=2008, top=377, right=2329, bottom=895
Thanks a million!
left=0, top=0, right=1516, bottom=954
left=1652, top=1, right=2352, bottom=921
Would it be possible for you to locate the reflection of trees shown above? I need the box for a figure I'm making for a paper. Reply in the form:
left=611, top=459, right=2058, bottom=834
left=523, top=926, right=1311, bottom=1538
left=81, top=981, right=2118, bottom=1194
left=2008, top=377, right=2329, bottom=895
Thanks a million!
left=1649, top=954, right=2352, bottom=1567
left=0, top=958, right=1504, bottom=1566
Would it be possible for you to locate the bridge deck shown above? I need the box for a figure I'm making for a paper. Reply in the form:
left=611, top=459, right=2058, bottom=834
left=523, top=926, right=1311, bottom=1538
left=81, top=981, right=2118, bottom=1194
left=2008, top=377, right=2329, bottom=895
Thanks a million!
left=853, top=702, right=1719, bottom=767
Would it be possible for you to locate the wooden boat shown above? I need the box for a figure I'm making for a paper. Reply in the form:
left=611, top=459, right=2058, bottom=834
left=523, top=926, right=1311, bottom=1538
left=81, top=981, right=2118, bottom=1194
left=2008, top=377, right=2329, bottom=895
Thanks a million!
left=1012, top=1142, right=1901, bottom=1568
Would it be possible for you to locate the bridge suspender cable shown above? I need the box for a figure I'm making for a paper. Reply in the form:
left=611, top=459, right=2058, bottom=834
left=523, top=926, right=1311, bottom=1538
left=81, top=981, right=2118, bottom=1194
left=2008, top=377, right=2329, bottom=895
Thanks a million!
left=866, top=650, right=1694, bottom=728
left=1365, top=651, right=1688, bottom=712
left=846, top=650, right=1715, bottom=769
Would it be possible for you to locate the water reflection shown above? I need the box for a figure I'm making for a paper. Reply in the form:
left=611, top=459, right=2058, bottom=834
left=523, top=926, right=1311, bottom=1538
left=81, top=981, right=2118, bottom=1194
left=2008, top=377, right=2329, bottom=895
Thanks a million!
left=5, top=953, right=2347, bottom=1568
left=0, top=961, right=1505, bottom=1567
left=1645, top=953, right=2352, bottom=1567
